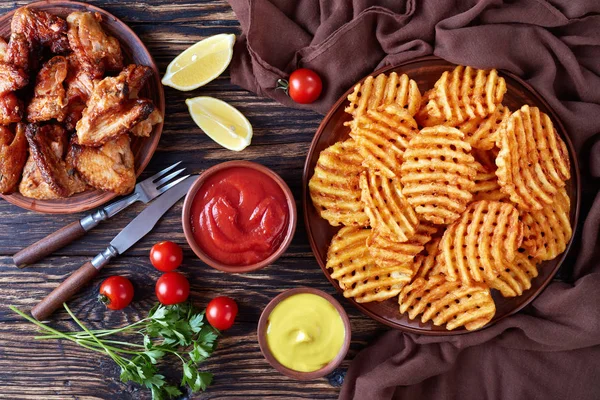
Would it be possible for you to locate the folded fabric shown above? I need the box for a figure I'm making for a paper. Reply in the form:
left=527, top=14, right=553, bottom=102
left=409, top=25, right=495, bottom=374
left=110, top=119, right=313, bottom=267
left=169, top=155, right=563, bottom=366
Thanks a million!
left=227, top=1, right=600, bottom=399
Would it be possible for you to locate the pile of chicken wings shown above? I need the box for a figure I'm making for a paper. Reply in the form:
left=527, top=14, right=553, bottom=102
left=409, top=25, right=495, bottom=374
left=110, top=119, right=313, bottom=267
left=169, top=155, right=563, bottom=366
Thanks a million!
left=0, top=8, right=162, bottom=199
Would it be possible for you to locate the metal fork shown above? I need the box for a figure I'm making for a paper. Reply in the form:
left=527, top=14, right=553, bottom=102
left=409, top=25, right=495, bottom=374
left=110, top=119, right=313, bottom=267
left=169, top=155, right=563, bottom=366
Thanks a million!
left=13, top=162, right=190, bottom=268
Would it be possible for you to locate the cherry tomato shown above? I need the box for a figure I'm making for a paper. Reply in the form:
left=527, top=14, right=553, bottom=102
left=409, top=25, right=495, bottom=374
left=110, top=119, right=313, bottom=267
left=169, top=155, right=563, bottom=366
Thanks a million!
left=98, top=276, right=134, bottom=310
left=150, top=241, right=183, bottom=272
left=288, top=68, right=322, bottom=104
left=155, top=272, right=190, bottom=305
left=206, top=296, right=238, bottom=330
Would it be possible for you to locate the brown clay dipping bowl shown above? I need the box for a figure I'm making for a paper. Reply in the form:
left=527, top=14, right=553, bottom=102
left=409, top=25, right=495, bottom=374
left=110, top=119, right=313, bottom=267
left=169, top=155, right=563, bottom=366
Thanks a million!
left=0, top=1, right=164, bottom=214
left=182, top=160, right=297, bottom=273
left=302, top=55, right=581, bottom=335
left=257, top=287, right=351, bottom=380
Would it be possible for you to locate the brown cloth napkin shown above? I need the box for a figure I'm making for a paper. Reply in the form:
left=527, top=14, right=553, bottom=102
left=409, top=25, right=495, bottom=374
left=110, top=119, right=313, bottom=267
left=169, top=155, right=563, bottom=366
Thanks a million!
left=226, top=1, right=600, bottom=399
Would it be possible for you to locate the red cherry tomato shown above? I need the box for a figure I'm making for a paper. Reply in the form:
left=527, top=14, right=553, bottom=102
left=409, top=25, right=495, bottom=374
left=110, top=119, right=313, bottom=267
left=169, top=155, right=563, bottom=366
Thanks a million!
left=155, top=272, right=190, bottom=305
left=150, top=241, right=183, bottom=272
left=98, top=276, right=134, bottom=310
left=206, top=296, right=238, bottom=330
left=288, top=68, right=322, bottom=104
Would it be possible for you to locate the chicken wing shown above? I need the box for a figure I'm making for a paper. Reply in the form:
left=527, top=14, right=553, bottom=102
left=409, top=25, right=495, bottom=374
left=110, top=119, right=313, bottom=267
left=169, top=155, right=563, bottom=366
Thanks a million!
left=24, top=123, right=73, bottom=197
left=67, top=11, right=123, bottom=78
left=27, top=56, right=69, bottom=122
left=6, top=32, right=36, bottom=71
left=0, top=123, right=27, bottom=194
left=7, top=8, right=69, bottom=72
left=0, top=93, right=24, bottom=124
left=76, top=66, right=154, bottom=146
left=0, top=38, right=7, bottom=62
left=131, top=109, right=163, bottom=137
left=11, top=8, right=70, bottom=54
left=63, top=55, right=95, bottom=131
left=0, top=62, right=28, bottom=94
left=72, top=134, right=135, bottom=195
left=19, top=124, right=66, bottom=199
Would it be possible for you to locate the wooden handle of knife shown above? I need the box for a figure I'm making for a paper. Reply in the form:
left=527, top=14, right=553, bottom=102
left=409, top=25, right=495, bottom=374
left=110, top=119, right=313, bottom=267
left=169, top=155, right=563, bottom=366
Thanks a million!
left=13, top=221, right=86, bottom=268
left=31, top=261, right=99, bottom=321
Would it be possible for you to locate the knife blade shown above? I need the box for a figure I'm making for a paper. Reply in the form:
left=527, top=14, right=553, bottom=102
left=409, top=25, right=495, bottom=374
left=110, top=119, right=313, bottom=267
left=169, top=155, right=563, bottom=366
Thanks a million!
left=31, top=175, right=198, bottom=321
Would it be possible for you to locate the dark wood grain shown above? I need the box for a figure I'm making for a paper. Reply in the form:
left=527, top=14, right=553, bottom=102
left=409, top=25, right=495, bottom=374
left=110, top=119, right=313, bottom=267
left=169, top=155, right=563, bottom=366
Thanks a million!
left=0, top=1, right=386, bottom=399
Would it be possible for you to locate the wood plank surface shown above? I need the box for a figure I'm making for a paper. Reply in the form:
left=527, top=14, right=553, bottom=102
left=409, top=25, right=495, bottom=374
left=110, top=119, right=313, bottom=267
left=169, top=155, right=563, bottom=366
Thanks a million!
left=0, top=1, right=386, bottom=399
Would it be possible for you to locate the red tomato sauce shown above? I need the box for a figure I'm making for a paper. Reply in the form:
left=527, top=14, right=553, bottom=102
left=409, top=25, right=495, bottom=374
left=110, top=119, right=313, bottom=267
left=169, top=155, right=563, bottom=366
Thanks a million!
left=190, top=167, right=289, bottom=266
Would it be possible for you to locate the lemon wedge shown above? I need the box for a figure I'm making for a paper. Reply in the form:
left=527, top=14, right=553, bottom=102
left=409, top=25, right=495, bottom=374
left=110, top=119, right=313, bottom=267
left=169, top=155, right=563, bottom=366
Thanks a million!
left=162, top=34, right=235, bottom=91
left=186, top=96, right=253, bottom=151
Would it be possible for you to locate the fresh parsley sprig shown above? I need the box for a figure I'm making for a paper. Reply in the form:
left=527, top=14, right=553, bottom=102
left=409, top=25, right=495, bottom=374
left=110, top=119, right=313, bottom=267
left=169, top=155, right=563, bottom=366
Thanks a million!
left=10, top=302, right=220, bottom=399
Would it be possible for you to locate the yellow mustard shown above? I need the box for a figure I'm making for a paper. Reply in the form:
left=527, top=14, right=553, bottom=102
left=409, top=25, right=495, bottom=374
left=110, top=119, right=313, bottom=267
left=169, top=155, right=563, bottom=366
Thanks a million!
left=266, top=293, right=345, bottom=372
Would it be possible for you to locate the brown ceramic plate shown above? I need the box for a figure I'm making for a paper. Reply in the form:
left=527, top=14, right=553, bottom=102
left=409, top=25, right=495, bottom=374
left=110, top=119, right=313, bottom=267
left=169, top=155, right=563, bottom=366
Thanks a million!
left=302, top=56, right=581, bottom=335
left=0, top=0, right=164, bottom=214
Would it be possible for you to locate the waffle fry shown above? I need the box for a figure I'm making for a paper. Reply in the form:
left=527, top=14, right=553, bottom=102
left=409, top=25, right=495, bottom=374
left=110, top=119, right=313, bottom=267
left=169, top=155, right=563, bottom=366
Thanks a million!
left=496, top=105, right=571, bottom=210
left=521, top=186, right=572, bottom=260
left=400, top=126, right=477, bottom=225
left=425, top=66, right=506, bottom=125
left=398, top=275, right=496, bottom=331
left=472, top=160, right=508, bottom=202
left=327, top=227, right=411, bottom=303
left=439, top=200, right=523, bottom=284
left=366, top=223, right=438, bottom=274
left=487, top=252, right=539, bottom=297
left=345, top=72, right=421, bottom=118
left=457, top=104, right=510, bottom=150
left=349, top=104, right=418, bottom=177
left=414, top=89, right=446, bottom=127
left=413, top=238, right=442, bottom=279
left=360, top=171, right=418, bottom=242
left=309, top=139, right=368, bottom=227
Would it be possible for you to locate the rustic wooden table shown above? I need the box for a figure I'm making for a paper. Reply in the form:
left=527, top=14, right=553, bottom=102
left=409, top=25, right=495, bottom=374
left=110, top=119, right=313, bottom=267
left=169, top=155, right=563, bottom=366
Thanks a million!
left=0, top=1, right=386, bottom=399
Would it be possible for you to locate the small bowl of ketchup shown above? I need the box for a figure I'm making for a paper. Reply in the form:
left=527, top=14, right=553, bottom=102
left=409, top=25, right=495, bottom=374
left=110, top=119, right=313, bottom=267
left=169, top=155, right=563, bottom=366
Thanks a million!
left=182, top=161, right=297, bottom=273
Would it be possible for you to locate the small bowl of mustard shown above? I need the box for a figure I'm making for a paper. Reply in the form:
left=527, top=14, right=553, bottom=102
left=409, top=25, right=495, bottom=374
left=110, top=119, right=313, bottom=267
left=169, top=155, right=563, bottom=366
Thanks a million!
left=257, top=287, right=351, bottom=380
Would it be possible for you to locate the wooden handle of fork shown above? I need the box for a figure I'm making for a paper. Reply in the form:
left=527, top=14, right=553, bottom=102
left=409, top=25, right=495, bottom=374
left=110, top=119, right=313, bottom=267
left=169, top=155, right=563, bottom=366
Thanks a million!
left=31, top=261, right=99, bottom=321
left=13, top=221, right=86, bottom=268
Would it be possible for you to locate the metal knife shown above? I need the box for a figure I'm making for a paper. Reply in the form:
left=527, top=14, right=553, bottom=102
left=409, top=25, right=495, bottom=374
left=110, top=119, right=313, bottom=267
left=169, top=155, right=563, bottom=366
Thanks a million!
left=31, top=175, right=197, bottom=321
left=13, top=162, right=187, bottom=268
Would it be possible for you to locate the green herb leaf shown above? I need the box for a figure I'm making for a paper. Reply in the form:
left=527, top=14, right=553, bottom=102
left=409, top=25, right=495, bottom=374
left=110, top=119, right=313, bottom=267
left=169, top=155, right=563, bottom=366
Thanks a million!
left=195, top=372, right=213, bottom=392
left=143, top=334, right=152, bottom=350
left=189, top=313, right=205, bottom=333
left=144, top=349, right=165, bottom=364
left=163, top=385, right=183, bottom=397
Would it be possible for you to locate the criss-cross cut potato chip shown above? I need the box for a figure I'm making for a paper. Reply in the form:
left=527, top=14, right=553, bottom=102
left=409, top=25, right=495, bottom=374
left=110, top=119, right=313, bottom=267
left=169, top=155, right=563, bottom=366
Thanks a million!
left=360, top=171, right=418, bottom=242
left=400, top=126, right=477, bottom=225
left=345, top=72, right=421, bottom=118
left=457, top=104, right=510, bottom=150
left=413, top=238, right=442, bottom=279
left=439, top=200, right=523, bottom=284
left=495, top=105, right=571, bottom=211
left=366, top=223, right=438, bottom=276
left=349, top=104, right=418, bottom=177
left=521, top=186, right=572, bottom=260
left=425, top=66, right=506, bottom=125
left=327, top=227, right=411, bottom=303
left=309, top=139, right=368, bottom=227
left=472, top=160, right=508, bottom=202
left=487, top=251, right=539, bottom=297
left=398, top=275, right=496, bottom=331
left=415, top=89, right=446, bottom=127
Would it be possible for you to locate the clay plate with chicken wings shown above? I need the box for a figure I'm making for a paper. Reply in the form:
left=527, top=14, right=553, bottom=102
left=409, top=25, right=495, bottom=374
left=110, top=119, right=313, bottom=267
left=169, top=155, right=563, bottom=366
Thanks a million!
left=0, top=1, right=164, bottom=213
